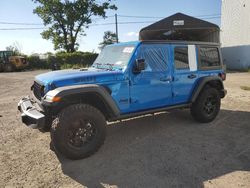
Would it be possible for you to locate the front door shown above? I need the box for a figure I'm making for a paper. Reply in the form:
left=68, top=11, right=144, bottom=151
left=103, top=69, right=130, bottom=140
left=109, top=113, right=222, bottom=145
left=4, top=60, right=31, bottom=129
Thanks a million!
left=171, top=44, right=199, bottom=104
left=129, top=44, right=172, bottom=112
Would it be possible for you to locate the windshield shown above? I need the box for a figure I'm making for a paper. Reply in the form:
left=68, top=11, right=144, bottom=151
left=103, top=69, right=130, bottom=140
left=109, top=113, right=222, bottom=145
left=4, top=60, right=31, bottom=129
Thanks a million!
left=91, top=44, right=136, bottom=71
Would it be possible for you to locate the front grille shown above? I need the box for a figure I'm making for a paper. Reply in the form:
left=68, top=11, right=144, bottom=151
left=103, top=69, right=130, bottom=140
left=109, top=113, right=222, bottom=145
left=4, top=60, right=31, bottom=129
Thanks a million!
left=33, top=81, right=44, bottom=100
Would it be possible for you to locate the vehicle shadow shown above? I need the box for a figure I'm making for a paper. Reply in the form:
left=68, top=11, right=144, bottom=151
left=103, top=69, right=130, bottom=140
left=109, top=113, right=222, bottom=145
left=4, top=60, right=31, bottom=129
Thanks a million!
left=54, top=109, right=250, bottom=188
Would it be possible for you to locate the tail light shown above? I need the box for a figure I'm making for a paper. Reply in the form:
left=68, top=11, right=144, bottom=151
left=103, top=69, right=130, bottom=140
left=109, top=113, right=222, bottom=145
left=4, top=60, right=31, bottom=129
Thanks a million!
left=219, top=72, right=226, bottom=81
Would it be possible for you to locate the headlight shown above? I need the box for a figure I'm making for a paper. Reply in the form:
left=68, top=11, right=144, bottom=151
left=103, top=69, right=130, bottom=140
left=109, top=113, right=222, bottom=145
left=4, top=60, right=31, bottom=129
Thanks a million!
left=44, top=95, right=61, bottom=102
left=44, top=90, right=61, bottom=102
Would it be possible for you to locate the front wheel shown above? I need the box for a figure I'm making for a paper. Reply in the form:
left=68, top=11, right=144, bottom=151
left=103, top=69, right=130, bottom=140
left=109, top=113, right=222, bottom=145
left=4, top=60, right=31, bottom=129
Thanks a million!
left=191, top=87, right=221, bottom=123
left=51, top=104, right=106, bottom=160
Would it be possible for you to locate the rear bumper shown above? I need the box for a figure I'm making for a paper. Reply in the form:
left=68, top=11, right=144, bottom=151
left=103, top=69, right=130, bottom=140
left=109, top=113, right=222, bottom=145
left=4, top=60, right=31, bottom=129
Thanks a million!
left=17, top=96, right=45, bottom=129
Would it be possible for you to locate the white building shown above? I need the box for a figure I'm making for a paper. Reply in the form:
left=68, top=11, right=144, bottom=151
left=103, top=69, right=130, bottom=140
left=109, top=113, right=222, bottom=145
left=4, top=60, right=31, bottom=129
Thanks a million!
left=221, top=0, right=250, bottom=70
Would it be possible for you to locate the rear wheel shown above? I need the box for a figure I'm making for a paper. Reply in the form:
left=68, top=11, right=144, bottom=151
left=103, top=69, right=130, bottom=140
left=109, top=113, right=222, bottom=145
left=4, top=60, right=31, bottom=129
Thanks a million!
left=191, top=86, right=221, bottom=123
left=51, top=104, right=106, bottom=160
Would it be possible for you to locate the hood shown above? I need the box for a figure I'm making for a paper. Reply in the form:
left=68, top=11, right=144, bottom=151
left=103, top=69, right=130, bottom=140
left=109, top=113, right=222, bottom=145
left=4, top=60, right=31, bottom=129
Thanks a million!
left=35, top=69, right=124, bottom=92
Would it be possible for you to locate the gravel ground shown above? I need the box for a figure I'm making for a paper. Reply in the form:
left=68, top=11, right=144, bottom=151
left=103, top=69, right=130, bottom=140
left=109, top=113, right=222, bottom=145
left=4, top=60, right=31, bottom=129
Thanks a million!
left=0, top=70, right=250, bottom=188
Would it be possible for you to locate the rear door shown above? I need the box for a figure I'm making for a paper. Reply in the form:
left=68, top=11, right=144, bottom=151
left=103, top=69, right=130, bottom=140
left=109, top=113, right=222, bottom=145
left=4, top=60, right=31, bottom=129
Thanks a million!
left=171, top=44, right=199, bottom=104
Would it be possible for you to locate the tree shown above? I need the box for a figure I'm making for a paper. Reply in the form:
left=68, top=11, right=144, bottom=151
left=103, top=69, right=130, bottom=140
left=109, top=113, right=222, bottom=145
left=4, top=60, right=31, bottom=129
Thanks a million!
left=99, top=31, right=117, bottom=49
left=32, top=0, right=117, bottom=53
left=6, top=41, right=22, bottom=55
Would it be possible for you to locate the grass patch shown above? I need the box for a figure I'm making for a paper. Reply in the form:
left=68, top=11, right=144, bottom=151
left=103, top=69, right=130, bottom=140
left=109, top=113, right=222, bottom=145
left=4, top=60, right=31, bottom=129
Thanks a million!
left=240, top=86, right=250, bottom=91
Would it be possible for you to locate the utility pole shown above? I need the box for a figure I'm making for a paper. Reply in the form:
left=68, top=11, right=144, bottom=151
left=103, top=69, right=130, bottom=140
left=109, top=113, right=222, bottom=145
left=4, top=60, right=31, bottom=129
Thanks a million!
left=115, top=13, right=119, bottom=43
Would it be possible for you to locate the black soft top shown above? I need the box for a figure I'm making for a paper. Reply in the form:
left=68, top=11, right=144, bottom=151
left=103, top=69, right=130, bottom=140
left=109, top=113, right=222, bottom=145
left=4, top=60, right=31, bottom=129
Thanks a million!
left=139, top=13, right=220, bottom=43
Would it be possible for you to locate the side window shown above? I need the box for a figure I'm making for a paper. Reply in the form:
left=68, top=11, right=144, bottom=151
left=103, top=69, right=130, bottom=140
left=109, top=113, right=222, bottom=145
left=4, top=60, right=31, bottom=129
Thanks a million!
left=174, top=47, right=189, bottom=70
left=139, top=45, right=168, bottom=72
left=199, top=47, right=220, bottom=68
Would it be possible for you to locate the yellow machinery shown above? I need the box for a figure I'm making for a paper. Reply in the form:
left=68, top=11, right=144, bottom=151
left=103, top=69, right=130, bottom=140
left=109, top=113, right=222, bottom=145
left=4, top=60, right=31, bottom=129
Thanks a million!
left=0, top=51, right=28, bottom=72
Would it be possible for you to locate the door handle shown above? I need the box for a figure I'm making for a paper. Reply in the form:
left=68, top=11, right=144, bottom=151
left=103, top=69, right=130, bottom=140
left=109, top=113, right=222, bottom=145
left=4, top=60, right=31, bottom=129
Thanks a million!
left=160, top=76, right=172, bottom=82
left=187, top=74, right=197, bottom=79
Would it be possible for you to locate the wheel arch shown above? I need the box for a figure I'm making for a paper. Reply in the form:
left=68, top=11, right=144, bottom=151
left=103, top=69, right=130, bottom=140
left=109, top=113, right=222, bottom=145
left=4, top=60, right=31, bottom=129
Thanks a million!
left=43, top=84, right=120, bottom=120
left=190, top=76, right=225, bottom=103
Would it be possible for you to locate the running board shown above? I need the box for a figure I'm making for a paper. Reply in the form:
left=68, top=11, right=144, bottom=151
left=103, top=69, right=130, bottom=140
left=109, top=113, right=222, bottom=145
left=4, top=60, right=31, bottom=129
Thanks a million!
left=110, top=103, right=191, bottom=121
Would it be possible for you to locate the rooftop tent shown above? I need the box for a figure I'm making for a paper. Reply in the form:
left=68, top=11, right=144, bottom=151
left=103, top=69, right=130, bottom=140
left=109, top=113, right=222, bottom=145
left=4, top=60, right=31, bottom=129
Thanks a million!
left=139, top=13, right=220, bottom=43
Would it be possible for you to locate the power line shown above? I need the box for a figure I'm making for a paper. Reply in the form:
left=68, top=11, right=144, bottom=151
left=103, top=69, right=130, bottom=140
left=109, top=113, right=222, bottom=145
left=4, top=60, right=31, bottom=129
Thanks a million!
left=0, top=27, right=45, bottom=30
left=0, top=21, right=43, bottom=26
left=117, top=13, right=221, bottom=19
left=202, top=16, right=221, bottom=20
left=0, top=17, right=221, bottom=30
left=91, top=20, right=158, bottom=26
left=0, top=13, right=221, bottom=26
left=118, top=15, right=164, bottom=19
left=0, top=13, right=221, bottom=31
left=193, top=14, right=221, bottom=18
left=0, top=15, right=115, bottom=26
left=0, top=21, right=160, bottom=30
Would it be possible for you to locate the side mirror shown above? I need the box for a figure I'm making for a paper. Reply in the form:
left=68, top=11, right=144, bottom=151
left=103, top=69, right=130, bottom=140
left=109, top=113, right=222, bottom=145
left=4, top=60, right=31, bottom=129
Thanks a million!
left=133, top=59, right=146, bottom=73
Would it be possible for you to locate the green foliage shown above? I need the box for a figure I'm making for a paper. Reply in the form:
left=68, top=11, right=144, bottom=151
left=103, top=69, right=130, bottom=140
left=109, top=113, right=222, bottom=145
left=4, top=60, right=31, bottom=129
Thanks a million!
left=99, top=31, right=117, bottom=49
left=26, top=52, right=98, bottom=69
left=5, top=41, right=22, bottom=55
left=55, top=51, right=98, bottom=67
left=32, top=0, right=117, bottom=52
left=27, top=55, right=49, bottom=69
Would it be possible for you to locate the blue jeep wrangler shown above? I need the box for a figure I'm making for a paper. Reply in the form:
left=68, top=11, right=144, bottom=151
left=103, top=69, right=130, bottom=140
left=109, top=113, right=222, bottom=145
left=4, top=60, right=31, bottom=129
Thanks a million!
left=18, top=41, right=227, bottom=159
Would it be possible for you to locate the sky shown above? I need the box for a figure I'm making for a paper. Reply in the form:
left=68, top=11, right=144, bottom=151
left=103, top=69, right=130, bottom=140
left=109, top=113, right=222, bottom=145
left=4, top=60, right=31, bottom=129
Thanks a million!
left=0, top=0, right=222, bottom=54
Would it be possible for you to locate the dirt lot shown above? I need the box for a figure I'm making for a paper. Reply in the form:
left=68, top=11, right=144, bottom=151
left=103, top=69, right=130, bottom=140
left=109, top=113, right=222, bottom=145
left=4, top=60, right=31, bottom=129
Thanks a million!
left=0, top=70, right=250, bottom=188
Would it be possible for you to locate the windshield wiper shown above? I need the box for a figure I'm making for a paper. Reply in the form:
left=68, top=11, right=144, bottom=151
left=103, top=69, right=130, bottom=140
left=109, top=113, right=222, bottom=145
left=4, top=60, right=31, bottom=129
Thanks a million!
left=94, top=63, right=102, bottom=69
left=105, top=63, right=114, bottom=70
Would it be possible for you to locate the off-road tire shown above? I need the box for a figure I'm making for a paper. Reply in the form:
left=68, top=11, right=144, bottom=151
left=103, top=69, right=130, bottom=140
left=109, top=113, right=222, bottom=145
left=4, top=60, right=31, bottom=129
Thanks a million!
left=191, top=86, right=221, bottom=123
left=4, top=63, right=14, bottom=72
left=51, top=104, right=106, bottom=160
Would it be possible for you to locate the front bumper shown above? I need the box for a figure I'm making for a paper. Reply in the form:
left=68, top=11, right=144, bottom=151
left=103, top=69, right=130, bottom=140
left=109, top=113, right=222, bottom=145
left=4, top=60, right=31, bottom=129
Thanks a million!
left=18, top=96, right=45, bottom=129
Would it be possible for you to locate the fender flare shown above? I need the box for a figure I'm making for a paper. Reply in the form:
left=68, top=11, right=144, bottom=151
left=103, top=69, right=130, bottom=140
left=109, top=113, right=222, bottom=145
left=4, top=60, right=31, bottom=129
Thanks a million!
left=43, top=84, right=120, bottom=117
left=190, top=76, right=224, bottom=103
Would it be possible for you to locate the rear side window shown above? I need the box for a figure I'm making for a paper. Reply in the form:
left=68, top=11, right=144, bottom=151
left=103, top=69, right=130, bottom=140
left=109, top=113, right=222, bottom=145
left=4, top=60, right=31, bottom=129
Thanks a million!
left=199, top=47, right=220, bottom=68
left=174, top=47, right=189, bottom=69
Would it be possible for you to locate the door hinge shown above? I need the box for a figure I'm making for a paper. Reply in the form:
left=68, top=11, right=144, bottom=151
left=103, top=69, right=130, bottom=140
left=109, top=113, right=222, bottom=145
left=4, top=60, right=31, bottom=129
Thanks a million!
left=128, top=80, right=132, bottom=86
